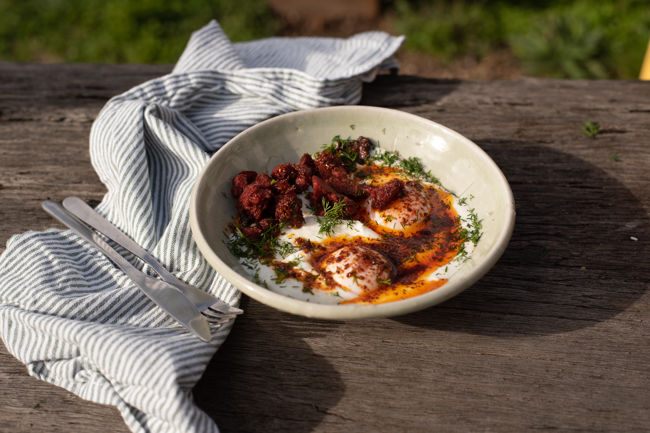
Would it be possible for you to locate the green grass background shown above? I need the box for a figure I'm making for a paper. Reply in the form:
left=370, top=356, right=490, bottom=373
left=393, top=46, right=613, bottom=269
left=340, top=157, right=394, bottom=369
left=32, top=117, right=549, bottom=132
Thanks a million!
left=0, top=0, right=648, bottom=79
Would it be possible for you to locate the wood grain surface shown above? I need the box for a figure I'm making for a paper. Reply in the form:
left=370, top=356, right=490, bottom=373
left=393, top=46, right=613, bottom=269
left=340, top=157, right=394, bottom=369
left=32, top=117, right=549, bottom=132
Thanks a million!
left=1, top=62, right=649, bottom=432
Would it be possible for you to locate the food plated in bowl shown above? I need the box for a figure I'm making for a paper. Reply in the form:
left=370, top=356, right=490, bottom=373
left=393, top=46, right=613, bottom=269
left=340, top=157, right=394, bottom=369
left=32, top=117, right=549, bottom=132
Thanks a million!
left=224, top=136, right=481, bottom=305
left=190, top=106, right=515, bottom=320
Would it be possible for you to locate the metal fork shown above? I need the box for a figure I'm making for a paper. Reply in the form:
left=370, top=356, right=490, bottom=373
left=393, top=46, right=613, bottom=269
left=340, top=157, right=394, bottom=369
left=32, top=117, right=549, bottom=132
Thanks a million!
left=62, top=197, right=243, bottom=323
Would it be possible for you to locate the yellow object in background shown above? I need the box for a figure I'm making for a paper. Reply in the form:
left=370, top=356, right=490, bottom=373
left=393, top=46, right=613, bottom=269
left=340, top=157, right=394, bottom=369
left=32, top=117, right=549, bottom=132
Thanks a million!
left=641, top=38, right=650, bottom=80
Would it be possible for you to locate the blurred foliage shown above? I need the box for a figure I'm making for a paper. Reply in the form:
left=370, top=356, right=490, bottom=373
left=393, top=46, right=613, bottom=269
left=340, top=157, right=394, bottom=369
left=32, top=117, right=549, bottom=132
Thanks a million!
left=392, top=0, right=650, bottom=79
left=0, top=0, right=648, bottom=79
left=393, top=0, right=502, bottom=60
left=0, top=0, right=276, bottom=63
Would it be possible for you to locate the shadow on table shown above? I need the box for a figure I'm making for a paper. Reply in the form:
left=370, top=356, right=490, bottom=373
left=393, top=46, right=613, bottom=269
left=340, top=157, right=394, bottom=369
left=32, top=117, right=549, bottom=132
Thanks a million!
left=193, top=296, right=344, bottom=433
left=394, top=141, right=650, bottom=336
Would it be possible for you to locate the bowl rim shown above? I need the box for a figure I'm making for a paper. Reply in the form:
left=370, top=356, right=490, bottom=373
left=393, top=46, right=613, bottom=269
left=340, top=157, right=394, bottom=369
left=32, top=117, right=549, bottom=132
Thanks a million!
left=190, top=105, right=516, bottom=320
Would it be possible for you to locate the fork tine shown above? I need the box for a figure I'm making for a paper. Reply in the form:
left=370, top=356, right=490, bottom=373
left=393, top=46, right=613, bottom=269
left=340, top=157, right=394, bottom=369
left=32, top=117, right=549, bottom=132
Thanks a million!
left=208, top=305, right=243, bottom=316
left=201, top=313, right=233, bottom=324
left=201, top=310, right=236, bottom=320
left=205, top=317, right=229, bottom=325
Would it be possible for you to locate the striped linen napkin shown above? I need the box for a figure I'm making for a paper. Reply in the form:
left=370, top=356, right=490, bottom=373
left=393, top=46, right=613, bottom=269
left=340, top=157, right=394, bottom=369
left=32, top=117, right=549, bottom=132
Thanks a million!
left=0, top=21, right=403, bottom=433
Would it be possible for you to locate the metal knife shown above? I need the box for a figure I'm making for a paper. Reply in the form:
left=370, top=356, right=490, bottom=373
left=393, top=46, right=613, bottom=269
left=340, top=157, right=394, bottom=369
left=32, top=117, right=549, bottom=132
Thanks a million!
left=42, top=200, right=212, bottom=342
left=62, top=196, right=243, bottom=316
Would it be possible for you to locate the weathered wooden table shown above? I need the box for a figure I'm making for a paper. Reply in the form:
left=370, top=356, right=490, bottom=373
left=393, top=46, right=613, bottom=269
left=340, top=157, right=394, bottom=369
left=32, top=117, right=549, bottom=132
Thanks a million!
left=1, top=62, right=649, bottom=432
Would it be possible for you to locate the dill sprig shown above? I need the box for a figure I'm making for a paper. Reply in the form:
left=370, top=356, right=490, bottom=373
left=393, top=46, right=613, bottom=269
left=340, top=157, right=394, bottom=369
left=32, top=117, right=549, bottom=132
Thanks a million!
left=369, top=149, right=400, bottom=167
left=317, top=198, right=356, bottom=237
left=319, top=135, right=359, bottom=170
left=350, top=270, right=359, bottom=286
left=453, top=208, right=483, bottom=263
left=339, top=148, right=358, bottom=168
left=225, top=222, right=297, bottom=261
left=398, top=156, right=439, bottom=183
left=252, top=267, right=269, bottom=289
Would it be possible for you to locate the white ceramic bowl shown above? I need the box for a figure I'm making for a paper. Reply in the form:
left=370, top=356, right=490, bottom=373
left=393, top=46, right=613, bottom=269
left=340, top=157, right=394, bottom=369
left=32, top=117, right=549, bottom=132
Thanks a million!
left=190, top=106, right=515, bottom=320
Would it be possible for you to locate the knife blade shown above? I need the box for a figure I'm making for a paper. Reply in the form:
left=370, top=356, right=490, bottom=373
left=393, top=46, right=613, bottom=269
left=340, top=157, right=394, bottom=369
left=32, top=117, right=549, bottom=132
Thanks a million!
left=62, top=196, right=242, bottom=315
left=42, top=200, right=212, bottom=342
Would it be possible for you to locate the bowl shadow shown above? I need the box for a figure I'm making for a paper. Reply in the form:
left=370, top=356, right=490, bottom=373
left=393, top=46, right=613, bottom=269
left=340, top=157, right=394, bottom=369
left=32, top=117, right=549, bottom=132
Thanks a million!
left=193, top=295, right=345, bottom=432
left=393, top=141, right=650, bottom=336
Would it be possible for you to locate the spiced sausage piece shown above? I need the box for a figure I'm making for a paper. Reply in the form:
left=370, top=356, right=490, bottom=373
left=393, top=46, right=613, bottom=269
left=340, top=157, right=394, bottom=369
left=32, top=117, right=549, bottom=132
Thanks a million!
left=231, top=171, right=257, bottom=198
left=237, top=183, right=273, bottom=221
left=312, top=176, right=358, bottom=217
left=270, top=162, right=298, bottom=183
left=299, top=153, right=316, bottom=169
left=326, top=178, right=366, bottom=199
left=350, top=136, right=372, bottom=164
left=365, top=179, right=405, bottom=211
left=293, top=163, right=313, bottom=193
left=275, top=190, right=305, bottom=228
left=314, top=151, right=347, bottom=180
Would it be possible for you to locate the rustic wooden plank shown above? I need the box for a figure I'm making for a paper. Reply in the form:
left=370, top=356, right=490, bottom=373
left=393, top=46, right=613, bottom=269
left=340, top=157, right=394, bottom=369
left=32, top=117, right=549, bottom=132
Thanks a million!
left=0, top=62, right=168, bottom=432
left=1, top=62, right=649, bottom=433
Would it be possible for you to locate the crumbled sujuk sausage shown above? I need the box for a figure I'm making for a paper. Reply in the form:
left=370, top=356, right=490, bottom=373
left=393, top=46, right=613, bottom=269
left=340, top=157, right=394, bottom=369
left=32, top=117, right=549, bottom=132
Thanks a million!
left=231, top=171, right=257, bottom=198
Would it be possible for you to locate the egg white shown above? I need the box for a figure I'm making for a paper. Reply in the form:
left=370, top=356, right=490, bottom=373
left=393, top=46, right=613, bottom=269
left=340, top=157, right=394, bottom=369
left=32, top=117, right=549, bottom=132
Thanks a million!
left=366, top=184, right=431, bottom=230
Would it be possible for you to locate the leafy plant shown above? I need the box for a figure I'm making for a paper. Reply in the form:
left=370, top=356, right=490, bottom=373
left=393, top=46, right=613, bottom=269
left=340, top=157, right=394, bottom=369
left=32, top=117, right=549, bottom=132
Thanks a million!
left=510, top=13, right=608, bottom=78
left=581, top=121, right=601, bottom=137
left=391, top=0, right=650, bottom=79
left=392, top=0, right=503, bottom=62
left=608, top=151, right=621, bottom=162
left=0, top=0, right=276, bottom=63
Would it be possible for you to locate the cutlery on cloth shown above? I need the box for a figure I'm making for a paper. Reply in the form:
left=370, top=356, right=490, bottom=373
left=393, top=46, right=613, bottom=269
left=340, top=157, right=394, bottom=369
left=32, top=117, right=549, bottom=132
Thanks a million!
left=42, top=200, right=214, bottom=342
left=62, top=196, right=243, bottom=319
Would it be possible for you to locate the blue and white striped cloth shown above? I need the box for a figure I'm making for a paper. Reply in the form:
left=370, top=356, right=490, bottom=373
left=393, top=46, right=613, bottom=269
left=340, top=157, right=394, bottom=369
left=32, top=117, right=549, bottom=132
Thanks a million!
left=0, top=21, right=403, bottom=433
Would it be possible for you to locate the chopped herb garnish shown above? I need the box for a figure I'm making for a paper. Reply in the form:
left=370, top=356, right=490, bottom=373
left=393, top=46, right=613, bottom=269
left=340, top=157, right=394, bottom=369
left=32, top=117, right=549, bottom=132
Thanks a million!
left=316, top=198, right=356, bottom=237
left=453, top=207, right=483, bottom=264
left=221, top=192, right=228, bottom=199
left=339, top=148, right=358, bottom=168
left=398, top=156, right=439, bottom=183
left=608, top=151, right=621, bottom=162
left=273, top=267, right=290, bottom=280
left=277, top=241, right=298, bottom=259
left=253, top=268, right=269, bottom=289
left=350, top=124, right=355, bottom=130
left=354, top=171, right=370, bottom=179
left=370, top=150, right=400, bottom=167
left=225, top=222, right=296, bottom=262
left=382, top=128, right=386, bottom=134
left=377, top=278, right=392, bottom=285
